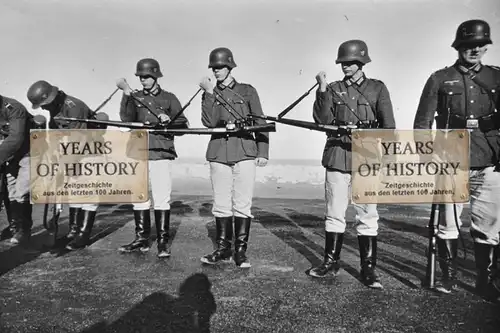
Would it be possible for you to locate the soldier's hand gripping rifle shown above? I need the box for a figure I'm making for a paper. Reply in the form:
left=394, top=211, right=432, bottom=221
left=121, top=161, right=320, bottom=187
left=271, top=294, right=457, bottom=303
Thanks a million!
left=54, top=115, right=276, bottom=135
left=115, top=78, right=203, bottom=129
left=56, top=81, right=276, bottom=135
left=250, top=81, right=370, bottom=134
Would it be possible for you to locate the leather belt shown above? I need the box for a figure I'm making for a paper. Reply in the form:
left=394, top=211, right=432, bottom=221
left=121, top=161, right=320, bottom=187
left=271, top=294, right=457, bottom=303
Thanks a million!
left=448, top=113, right=500, bottom=131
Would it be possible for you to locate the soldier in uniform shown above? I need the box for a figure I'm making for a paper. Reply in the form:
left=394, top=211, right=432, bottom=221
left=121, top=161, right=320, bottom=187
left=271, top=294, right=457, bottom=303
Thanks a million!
left=0, top=94, right=34, bottom=244
left=27, top=80, right=103, bottom=250
left=308, top=40, right=396, bottom=289
left=117, top=58, right=189, bottom=258
left=198, top=47, right=269, bottom=268
left=414, top=19, right=500, bottom=300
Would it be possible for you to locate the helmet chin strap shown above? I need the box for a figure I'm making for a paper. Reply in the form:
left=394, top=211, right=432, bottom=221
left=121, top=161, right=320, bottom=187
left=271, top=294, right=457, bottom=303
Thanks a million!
left=218, top=69, right=232, bottom=86
left=144, top=79, right=159, bottom=93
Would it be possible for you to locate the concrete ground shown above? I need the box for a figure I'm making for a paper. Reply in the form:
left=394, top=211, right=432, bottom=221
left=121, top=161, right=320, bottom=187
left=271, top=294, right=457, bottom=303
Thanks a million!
left=0, top=196, right=498, bottom=333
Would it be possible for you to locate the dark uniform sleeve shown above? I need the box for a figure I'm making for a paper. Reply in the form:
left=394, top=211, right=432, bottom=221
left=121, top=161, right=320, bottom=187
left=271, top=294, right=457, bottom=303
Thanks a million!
left=414, top=74, right=439, bottom=129
left=120, top=94, right=137, bottom=122
left=63, top=100, right=91, bottom=129
left=0, top=103, right=28, bottom=165
left=201, top=92, right=219, bottom=128
left=376, top=83, right=396, bottom=129
left=247, top=85, right=269, bottom=159
left=166, top=93, right=189, bottom=129
left=313, top=85, right=334, bottom=124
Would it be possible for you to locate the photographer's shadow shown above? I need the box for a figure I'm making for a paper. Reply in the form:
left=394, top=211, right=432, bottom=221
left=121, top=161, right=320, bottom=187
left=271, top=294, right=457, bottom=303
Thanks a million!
left=81, top=273, right=216, bottom=333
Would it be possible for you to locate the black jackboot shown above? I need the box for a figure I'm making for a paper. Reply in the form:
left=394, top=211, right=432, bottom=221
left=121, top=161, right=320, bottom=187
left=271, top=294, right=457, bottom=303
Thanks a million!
left=474, top=242, right=500, bottom=302
left=118, top=210, right=151, bottom=253
left=66, top=207, right=82, bottom=240
left=234, top=217, right=252, bottom=268
left=358, top=235, right=383, bottom=289
left=10, top=202, right=33, bottom=245
left=66, top=210, right=96, bottom=250
left=0, top=200, right=14, bottom=241
left=434, top=238, right=458, bottom=294
left=201, top=217, right=233, bottom=265
left=155, top=210, right=171, bottom=258
left=308, top=232, right=344, bottom=278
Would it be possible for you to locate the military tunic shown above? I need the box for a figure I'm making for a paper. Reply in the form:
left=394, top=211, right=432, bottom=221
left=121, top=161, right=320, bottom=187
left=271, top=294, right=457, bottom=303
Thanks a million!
left=48, top=92, right=99, bottom=211
left=313, top=74, right=396, bottom=172
left=119, top=86, right=189, bottom=211
left=201, top=79, right=269, bottom=218
left=120, top=87, right=188, bottom=161
left=0, top=96, right=32, bottom=204
left=201, top=79, right=269, bottom=164
left=414, top=61, right=500, bottom=244
left=49, top=93, right=92, bottom=130
left=313, top=74, right=396, bottom=235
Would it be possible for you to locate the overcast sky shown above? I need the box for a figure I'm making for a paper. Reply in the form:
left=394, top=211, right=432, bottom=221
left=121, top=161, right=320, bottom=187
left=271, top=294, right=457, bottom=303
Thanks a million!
left=1, top=0, right=500, bottom=160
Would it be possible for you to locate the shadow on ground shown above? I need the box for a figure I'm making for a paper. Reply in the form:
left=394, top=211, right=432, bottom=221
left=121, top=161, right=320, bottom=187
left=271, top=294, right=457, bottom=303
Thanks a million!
left=255, top=205, right=482, bottom=293
left=0, top=201, right=194, bottom=276
left=79, top=273, right=216, bottom=333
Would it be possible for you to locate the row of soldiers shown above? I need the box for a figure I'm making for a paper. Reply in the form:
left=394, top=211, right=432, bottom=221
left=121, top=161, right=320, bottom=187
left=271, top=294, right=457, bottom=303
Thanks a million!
left=0, top=18, right=499, bottom=303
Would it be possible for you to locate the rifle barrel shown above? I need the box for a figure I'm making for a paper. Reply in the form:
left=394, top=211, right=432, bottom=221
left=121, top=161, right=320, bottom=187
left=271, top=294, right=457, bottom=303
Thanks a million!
left=277, top=82, right=319, bottom=119
left=51, top=116, right=276, bottom=135
left=251, top=114, right=355, bottom=133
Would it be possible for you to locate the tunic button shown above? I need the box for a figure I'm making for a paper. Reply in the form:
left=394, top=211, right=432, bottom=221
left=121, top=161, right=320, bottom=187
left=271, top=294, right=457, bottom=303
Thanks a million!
left=470, top=100, right=474, bottom=103
left=470, top=86, right=474, bottom=89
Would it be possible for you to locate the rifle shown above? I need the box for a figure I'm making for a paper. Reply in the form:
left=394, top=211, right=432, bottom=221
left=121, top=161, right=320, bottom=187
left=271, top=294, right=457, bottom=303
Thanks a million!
left=277, top=82, right=319, bottom=119
left=423, top=203, right=438, bottom=289
left=168, top=88, right=203, bottom=126
left=53, top=116, right=276, bottom=135
left=249, top=114, right=357, bottom=133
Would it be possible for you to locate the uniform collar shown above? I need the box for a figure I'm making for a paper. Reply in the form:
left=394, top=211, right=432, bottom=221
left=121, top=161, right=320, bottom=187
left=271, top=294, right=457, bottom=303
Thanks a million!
left=217, top=78, right=237, bottom=90
left=454, top=60, right=483, bottom=76
left=143, top=84, right=161, bottom=96
left=344, top=71, right=366, bottom=86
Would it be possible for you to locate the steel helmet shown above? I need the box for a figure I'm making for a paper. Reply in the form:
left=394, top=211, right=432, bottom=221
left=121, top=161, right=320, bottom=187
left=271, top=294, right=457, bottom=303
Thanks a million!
left=209, top=47, right=237, bottom=69
left=452, top=19, right=492, bottom=49
left=135, top=58, right=163, bottom=78
left=335, top=40, right=371, bottom=65
left=27, top=80, right=59, bottom=109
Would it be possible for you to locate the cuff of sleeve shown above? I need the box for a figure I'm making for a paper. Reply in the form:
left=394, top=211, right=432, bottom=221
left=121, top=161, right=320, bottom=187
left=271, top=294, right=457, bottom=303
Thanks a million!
left=257, top=143, right=269, bottom=159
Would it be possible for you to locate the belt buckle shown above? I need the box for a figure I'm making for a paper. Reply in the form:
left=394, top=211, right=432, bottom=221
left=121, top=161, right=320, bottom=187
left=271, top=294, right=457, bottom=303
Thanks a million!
left=466, top=119, right=478, bottom=129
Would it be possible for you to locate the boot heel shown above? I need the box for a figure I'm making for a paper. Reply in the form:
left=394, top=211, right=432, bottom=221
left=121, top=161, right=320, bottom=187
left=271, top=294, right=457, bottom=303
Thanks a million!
left=308, top=232, right=343, bottom=278
left=358, top=235, right=383, bottom=289
left=234, top=217, right=252, bottom=268
left=66, top=210, right=96, bottom=250
left=201, top=217, right=233, bottom=265
left=118, top=210, right=151, bottom=253
left=155, top=210, right=171, bottom=258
